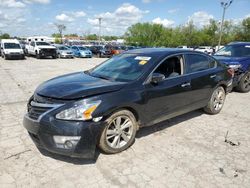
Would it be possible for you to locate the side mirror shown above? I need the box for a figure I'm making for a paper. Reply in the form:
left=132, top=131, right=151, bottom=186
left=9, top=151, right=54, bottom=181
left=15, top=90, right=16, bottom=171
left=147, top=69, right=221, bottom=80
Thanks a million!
left=151, top=73, right=165, bottom=84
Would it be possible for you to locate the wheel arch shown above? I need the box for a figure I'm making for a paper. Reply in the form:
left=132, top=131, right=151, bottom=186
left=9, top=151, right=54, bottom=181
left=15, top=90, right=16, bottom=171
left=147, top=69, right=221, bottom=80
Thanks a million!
left=218, top=83, right=227, bottom=93
left=103, top=106, right=140, bottom=128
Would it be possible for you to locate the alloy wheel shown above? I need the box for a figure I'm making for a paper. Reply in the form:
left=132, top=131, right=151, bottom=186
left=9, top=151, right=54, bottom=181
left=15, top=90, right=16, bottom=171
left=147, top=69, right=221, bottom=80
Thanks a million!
left=243, top=74, right=250, bottom=90
left=106, top=116, right=133, bottom=149
left=213, top=88, right=225, bottom=111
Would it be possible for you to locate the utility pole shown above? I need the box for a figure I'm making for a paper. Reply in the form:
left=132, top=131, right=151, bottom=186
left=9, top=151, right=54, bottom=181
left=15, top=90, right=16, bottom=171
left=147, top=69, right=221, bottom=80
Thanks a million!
left=98, top=17, right=102, bottom=45
left=218, top=0, right=233, bottom=49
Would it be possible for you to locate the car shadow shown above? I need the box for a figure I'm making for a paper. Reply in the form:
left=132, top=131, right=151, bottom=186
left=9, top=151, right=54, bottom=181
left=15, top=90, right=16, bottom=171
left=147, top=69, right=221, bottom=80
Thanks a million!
left=136, top=110, right=203, bottom=138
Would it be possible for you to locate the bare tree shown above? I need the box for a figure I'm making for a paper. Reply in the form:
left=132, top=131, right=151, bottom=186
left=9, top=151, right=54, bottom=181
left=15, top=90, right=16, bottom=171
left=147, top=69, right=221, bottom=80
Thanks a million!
left=54, top=23, right=66, bottom=44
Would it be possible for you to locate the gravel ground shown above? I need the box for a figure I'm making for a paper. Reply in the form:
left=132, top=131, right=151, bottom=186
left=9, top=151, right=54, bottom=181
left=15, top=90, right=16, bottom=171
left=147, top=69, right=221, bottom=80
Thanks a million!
left=0, top=56, right=249, bottom=188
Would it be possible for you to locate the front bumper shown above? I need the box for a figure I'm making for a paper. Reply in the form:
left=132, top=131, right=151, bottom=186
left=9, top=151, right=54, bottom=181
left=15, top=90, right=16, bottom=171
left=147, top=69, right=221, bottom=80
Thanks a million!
left=60, top=54, right=74, bottom=58
left=39, top=50, right=57, bottom=57
left=78, top=53, right=92, bottom=58
left=23, top=113, right=104, bottom=159
left=5, top=54, right=24, bottom=59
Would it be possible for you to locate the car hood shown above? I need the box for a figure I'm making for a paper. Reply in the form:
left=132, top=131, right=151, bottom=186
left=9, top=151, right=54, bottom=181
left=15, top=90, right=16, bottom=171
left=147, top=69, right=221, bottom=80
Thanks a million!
left=60, top=50, right=72, bottom=53
left=35, top=72, right=126, bottom=100
left=80, top=50, right=91, bottom=53
left=213, top=55, right=248, bottom=65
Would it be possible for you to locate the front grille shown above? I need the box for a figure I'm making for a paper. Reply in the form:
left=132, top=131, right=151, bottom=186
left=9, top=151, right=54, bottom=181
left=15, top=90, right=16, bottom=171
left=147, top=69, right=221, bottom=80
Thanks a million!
left=10, top=52, right=20, bottom=55
left=27, top=94, right=63, bottom=120
left=40, top=49, right=56, bottom=53
left=27, top=102, right=53, bottom=120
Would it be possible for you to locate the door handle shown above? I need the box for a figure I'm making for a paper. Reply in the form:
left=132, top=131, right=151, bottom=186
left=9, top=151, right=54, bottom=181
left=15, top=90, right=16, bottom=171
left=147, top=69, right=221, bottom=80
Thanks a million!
left=210, top=75, right=216, bottom=78
left=181, top=82, right=191, bottom=87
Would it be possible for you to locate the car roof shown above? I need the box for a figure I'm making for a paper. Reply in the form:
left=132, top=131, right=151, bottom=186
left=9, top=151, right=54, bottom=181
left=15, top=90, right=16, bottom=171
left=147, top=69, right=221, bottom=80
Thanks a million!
left=73, top=45, right=86, bottom=47
left=228, top=41, right=250, bottom=46
left=1, top=39, right=20, bottom=43
left=124, top=48, right=199, bottom=56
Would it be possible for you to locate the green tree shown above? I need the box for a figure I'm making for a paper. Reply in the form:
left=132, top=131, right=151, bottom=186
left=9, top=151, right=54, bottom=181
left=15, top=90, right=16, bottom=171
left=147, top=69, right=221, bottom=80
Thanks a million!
left=0, top=33, right=10, bottom=39
left=125, top=23, right=166, bottom=46
left=234, top=17, right=250, bottom=41
left=64, top=33, right=79, bottom=37
left=85, top=34, right=98, bottom=40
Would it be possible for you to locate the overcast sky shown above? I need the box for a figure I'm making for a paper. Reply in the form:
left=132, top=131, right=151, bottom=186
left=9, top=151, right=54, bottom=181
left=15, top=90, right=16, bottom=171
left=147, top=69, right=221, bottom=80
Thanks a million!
left=0, top=0, right=249, bottom=37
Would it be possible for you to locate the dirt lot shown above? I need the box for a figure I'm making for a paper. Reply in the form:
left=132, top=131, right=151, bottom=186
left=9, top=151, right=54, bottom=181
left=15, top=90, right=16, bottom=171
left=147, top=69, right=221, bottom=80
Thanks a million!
left=0, top=57, right=249, bottom=188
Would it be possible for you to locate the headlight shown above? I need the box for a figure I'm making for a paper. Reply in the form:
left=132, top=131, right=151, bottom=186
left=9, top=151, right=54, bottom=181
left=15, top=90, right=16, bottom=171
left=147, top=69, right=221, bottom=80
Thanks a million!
left=55, top=98, right=101, bottom=121
left=228, top=64, right=242, bottom=70
left=5, top=50, right=9, bottom=54
left=20, top=50, right=24, bottom=54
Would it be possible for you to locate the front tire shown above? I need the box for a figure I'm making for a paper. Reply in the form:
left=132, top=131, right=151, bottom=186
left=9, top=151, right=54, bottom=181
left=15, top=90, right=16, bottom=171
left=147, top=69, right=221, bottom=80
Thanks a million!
left=236, top=72, right=250, bottom=93
left=204, top=86, right=226, bottom=115
left=36, top=52, right=40, bottom=59
left=3, top=53, right=7, bottom=60
left=98, top=110, right=137, bottom=154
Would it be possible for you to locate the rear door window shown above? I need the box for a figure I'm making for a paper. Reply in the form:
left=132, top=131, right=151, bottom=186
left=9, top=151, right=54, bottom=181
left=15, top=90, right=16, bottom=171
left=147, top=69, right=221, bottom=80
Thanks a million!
left=185, top=54, right=216, bottom=74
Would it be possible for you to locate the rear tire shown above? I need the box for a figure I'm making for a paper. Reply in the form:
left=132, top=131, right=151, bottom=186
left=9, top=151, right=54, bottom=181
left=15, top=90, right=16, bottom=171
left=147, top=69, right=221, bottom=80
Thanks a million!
left=236, top=72, right=250, bottom=93
left=204, top=86, right=226, bottom=115
left=98, top=110, right=137, bottom=154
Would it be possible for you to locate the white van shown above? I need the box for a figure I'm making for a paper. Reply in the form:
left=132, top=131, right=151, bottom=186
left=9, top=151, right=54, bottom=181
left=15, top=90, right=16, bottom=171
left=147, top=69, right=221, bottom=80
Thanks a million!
left=0, top=39, right=25, bottom=60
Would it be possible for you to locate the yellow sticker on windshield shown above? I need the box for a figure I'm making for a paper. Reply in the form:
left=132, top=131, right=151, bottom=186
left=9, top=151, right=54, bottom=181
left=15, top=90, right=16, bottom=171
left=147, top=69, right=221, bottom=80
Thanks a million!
left=139, top=60, right=147, bottom=65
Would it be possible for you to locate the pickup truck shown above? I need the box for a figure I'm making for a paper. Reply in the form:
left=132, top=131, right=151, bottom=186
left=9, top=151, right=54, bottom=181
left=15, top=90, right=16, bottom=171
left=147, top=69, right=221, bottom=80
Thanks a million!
left=25, top=41, right=57, bottom=59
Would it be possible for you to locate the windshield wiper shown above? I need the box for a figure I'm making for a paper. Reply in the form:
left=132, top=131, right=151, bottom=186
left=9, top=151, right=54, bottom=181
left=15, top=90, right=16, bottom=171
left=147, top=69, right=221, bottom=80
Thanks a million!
left=93, top=75, right=111, bottom=80
left=87, top=72, right=111, bottom=81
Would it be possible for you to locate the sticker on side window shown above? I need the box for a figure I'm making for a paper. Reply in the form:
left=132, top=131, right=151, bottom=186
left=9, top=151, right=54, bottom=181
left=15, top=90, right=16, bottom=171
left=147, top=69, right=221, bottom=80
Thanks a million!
left=135, top=56, right=151, bottom=61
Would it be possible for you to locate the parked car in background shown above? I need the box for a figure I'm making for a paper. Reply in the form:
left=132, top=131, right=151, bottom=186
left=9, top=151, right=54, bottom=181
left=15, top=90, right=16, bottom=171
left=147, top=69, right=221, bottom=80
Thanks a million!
left=19, top=40, right=27, bottom=54
left=214, top=42, right=250, bottom=93
left=125, top=46, right=136, bottom=51
left=0, top=39, right=25, bottom=60
left=195, top=46, right=213, bottom=54
left=177, top=46, right=194, bottom=50
left=89, top=45, right=112, bottom=58
left=215, top=45, right=224, bottom=52
left=54, top=45, right=74, bottom=58
left=25, top=41, right=57, bottom=59
left=23, top=48, right=233, bottom=159
left=71, top=45, right=92, bottom=58
left=111, top=46, right=124, bottom=55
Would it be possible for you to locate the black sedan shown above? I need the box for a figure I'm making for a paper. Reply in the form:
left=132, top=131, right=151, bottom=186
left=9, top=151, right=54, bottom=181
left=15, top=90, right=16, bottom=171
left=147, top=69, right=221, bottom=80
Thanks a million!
left=89, top=45, right=112, bottom=58
left=23, top=48, right=233, bottom=159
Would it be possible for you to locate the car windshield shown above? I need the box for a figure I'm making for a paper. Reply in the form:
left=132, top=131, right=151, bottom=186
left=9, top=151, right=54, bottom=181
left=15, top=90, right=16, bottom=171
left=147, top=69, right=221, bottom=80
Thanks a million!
left=78, top=46, right=87, bottom=50
left=95, top=46, right=103, bottom=50
left=113, top=46, right=121, bottom=50
left=4, top=43, right=21, bottom=49
left=88, top=54, right=154, bottom=82
left=215, top=45, right=250, bottom=57
left=58, top=46, right=69, bottom=50
left=36, top=42, right=50, bottom=46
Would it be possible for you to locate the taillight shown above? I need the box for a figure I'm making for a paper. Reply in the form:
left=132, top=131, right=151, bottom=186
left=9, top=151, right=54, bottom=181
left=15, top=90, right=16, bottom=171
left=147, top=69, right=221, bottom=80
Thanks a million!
left=227, top=68, right=234, bottom=77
